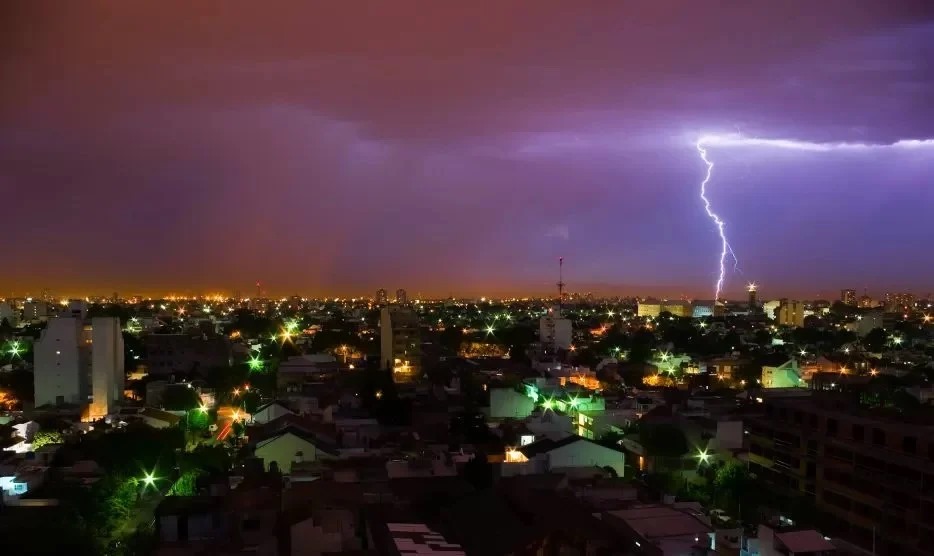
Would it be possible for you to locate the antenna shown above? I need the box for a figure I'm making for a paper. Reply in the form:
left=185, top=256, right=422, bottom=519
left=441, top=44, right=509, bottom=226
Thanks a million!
left=557, top=257, right=565, bottom=313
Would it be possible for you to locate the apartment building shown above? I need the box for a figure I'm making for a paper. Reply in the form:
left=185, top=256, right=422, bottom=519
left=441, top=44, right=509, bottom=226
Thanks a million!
left=379, top=306, right=420, bottom=381
left=746, top=395, right=934, bottom=556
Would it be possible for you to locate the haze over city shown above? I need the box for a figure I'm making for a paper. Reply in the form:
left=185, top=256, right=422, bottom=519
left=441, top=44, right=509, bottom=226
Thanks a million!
left=3, top=2, right=933, bottom=298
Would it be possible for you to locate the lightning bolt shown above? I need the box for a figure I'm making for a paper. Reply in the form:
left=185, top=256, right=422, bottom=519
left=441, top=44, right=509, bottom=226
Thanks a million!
left=696, top=140, right=737, bottom=302
left=695, top=133, right=934, bottom=302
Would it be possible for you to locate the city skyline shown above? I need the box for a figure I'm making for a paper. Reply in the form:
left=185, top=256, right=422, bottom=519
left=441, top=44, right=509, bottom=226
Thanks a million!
left=3, top=2, right=933, bottom=297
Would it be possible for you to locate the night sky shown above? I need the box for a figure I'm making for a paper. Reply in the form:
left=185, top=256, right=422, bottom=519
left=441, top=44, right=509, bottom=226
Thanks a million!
left=3, top=2, right=933, bottom=299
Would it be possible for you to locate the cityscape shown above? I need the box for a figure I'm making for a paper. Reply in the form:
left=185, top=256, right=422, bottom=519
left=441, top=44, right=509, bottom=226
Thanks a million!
left=3, top=3, right=934, bottom=556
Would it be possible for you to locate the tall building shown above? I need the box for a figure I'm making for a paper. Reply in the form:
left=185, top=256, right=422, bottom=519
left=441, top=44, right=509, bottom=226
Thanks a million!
left=841, top=289, right=857, bottom=306
left=747, top=283, right=760, bottom=312
left=380, top=306, right=420, bottom=381
left=90, top=317, right=124, bottom=419
left=0, top=301, right=16, bottom=326
left=747, top=395, right=934, bottom=556
left=23, top=300, right=50, bottom=323
left=777, top=300, right=805, bottom=327
left=34, top=317, right=89, bottom=407
left=885, top=292, right=915, bottom=313
left=34, top=316, right=125, bottom=417
left=539, top=307, right=572, bottom=350
left=395, top=289, right=408, bottom=305
left=375, top=289, right=388, bottom=305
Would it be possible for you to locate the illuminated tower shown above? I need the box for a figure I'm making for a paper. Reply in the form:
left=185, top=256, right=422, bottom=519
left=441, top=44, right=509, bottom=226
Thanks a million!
left=557, top=257, right=565, bottom=314
left=395, top=289, right=408, bottom=305
left=747, top=283, right=759, bottom=312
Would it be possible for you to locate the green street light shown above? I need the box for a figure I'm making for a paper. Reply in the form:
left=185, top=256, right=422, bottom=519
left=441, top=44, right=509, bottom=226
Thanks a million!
left=140, top=472, right=157, bottom=489
left=7, top=341, right=23, bottom=358
left=485, top=324, right=495, bottom=335
left=248, top=355, right=264, bottom=371
left=696, top=449, right=711, bottom=464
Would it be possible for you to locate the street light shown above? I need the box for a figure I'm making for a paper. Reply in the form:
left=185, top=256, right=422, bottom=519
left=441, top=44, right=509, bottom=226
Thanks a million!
left=248, top=355, right=264, bottom=371
left=696, top=449, right=711, bottom=465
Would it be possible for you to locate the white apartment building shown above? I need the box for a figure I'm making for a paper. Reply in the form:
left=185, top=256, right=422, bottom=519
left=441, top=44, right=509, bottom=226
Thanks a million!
left=34, top=316, right=124, bottom=418
left=539, top=307, right=572, bottom=350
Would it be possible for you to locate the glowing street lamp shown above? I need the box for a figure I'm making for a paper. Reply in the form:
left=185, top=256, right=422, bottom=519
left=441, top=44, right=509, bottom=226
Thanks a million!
left=696, top=449, right=711, bottom=464
left=6, top=341, right=23, bottom=358
left=232, top=388, right=241, bottom=397
left=485, top=324, right=495, bottom=336
left=139, top=472, right=158, bottom=490
left=248, top=355, right=264, bottom=371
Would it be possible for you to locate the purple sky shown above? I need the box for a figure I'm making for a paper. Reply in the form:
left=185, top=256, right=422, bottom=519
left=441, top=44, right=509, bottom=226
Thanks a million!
left=2, top=2, right=933, bottom=299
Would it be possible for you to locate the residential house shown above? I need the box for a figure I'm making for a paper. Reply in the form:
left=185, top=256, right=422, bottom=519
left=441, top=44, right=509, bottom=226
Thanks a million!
left=502, top=435, right=625, bottom=477
left=252, top=426, right=338, bottom=474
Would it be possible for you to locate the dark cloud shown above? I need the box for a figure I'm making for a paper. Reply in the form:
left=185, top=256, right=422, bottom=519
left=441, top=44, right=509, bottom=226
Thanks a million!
left=2, top=1, right=933, bottom=297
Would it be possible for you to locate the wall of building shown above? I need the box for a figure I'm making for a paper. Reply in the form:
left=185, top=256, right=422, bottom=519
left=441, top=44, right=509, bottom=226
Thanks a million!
left=489, top=388, right=536, bottom=419
left=254, top=433, right=321, bottom=474
left=90, top=317, right=124, bottom=418
left=549, top=441, right=625, bottom=476
left=34, top=318, right=87, bottom=406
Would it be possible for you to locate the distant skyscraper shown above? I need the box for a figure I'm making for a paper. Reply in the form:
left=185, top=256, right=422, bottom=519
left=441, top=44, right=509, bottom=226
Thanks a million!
left=747, top=283, right=759, bottom=311
left=840, top=289, right=857, bottom=306
left=375, top=289, right=388, bottom=305
left=395, top=289, right=408, bottom=304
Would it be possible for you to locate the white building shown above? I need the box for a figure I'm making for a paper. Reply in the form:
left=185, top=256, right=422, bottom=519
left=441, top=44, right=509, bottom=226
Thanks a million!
left=34, top=316, right=124, bottom=417
left=539, top=307, right=572, bottom=349
left=34, top=317, right=88, bottom=406
left=502, top=435, right=625, bottom=477
left=89, top=317, right=124, bottom=419
left=0, top=302, right=17, bottom=326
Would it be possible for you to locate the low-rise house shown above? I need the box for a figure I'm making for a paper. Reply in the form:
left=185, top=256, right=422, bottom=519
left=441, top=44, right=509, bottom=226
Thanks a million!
left=139, top=408, right=182, bottom=429
left=250, top=401, right=295, bottom=425
left=502, top=435, right=625, bottom=477
left=252, top=426, right=338, bottom=474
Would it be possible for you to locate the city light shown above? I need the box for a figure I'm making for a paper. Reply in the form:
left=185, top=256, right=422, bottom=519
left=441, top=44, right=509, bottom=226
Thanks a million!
left=6, top=341, right=23, bottom=358
left=248, top=355, right=264, bottom=371
left=485, top=324, right=495, bottom=335
left=696, top=449, right=711, bottom=464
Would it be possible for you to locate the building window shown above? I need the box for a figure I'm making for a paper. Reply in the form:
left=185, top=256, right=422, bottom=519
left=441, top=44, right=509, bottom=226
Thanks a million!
left=852, top=425, right=864, bottom=442
left=827, top=419, right=838, bottom=437
left=903, top=436, right=917, bottom=455
left=872, top=429, right=886, bottom=446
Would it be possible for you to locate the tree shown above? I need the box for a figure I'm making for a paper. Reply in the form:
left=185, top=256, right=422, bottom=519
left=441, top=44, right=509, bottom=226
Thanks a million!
left=628, top=328, right=657, bottom=363
left=462, top=451, right=493, bottom=490
left=713, top=461, right=751, bottom=512
left=862, top=328, right=888, bottom=352
left=161, top=385, right=201, bottom=411
left=32, top=430, right=64, bottom=449
left=639, top=424, right=688, bottom=460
